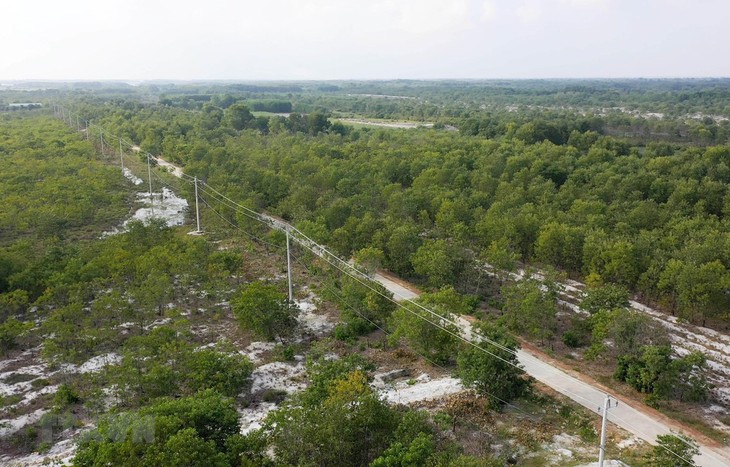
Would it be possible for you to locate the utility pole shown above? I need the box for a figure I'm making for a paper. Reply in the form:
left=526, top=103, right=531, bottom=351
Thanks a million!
left=598, top=394, right=617, bottom=467
left=286, top=228, right=293, bottom=302
left=119, top=138, right=125, bottom=172
left=85, top=121, right=89, bottom=140
left=100, top=129, right=104, bottom=156
left=76, top=115, right=80, bottom=132
left=194, top=176, right=201, bottom=234
left=147, top=154, right=154, bottom=214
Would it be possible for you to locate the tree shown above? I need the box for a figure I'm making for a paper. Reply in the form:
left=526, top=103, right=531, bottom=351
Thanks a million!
left=265, top=371, right=397, bottom=466
left=412, top=239, right=466, bottom=288
left=74, top=390, right=248, bottom=467
left=385, top=223, right=422, bottom=276
left=587, top=308, right=669, bottom=359
left=389, top=299, right=459, bottom=365
left=354, top=246, right=385, bottom=276
left=327, top=276, right=396, bottom=337
left=650, top=433, right=699, bottom=466
left=224, top=103, right=254, bottom=131
left=112, top=328, right=252, bottom=403
left=232, top=281, right=298, bottom=342
left=417, top=286, right=477, bottom=317
left=534, top=222, right=584, bottom=273
left=614, top=345, right=710, bottom=403
left=371, top=432, right=435, bottom=467
left=456, top=323, right=530, bottom=406
left=0, top=317, right=33, bottom=356
left=581, top=282, right=630, bottom=315
left=501, top=274, right=558, bottom=344
left=481, top=238, right=519, bottom=285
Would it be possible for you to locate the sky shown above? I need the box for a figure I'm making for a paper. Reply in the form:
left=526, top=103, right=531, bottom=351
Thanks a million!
left=2, top=0, right=729, bottom=80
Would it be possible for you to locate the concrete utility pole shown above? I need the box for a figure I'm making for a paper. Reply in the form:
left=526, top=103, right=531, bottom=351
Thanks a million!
left=286, top=228, right=293, bottom=302
left=119, top=138, right=124, bottom=171
left=147, top=154, right=154, bottom=214
left=194, top=176, right=201, bottom=234
left=598, top=394, right=617, bottom=467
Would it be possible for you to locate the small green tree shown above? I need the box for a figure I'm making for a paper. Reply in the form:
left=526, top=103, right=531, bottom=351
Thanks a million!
left=412, top=239, right=466, bottom=288
left=0, top=317, right=33, bottom=355
left=615, top=346, right=709, bottom=403
left=456, top=323, right=530, bottom=407
left=389, top=300, right=459, bottom=365
left=650, top=433, right=699, bottom=466
left=265, top=371, right=397, bottom=466
left=581, top=283, right=630, bottom=315
left=74, top=390, right=249, bottom=467
left=481, top=238, right=519, bottom=285
left=232, top=281, right=298, bottom=342
left=371, top=432, right=436, bottom=467
left=501, top=275, right=558, bottom=344
left=354, top=246, right=385, bottom=276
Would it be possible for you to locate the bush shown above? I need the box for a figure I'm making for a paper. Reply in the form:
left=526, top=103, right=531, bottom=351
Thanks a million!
left=562, top=330, right=581, bottom=348
left=456, top=323, right=530, bottom=407
left=53, top=383, right=81, bottom=408
left=232, top=281, right=298, bottom=342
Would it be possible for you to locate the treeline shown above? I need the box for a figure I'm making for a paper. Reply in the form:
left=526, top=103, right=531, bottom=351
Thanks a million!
left=71, top=97, right=730, bottom=327
left=0, top=113, right=538, bottom=466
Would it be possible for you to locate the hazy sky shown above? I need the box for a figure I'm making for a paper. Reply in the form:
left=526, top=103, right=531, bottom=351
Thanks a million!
left=3, top=0, right=729, bottom=80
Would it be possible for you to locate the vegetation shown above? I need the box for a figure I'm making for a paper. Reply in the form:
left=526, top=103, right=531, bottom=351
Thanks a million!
left=232, top=281, right=299, bottom=342
left=456, top=323, right=530, bottom=406
left=74, top=390, right=266, bottom=467
left=4, top=78, right=729, bottom=465
left=650, top=433, right=700, bottom=466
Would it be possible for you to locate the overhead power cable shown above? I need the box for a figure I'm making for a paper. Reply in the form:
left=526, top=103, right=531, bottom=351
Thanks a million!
left=50, top=106, right=707, bottom=466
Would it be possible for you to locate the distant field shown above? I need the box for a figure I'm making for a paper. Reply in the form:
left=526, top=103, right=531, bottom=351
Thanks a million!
left=251, top=110, right=290, bottom=118
left=334, top=117, right=436, bottom=130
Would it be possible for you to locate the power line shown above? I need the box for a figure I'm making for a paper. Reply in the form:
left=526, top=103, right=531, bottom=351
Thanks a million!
left=49, top=106, right=707, bottom=466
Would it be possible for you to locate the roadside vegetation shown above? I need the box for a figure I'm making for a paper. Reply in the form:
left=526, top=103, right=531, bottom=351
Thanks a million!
left=3, top=78, right=730, bottom=465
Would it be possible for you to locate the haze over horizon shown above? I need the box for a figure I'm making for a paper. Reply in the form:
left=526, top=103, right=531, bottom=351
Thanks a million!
left=3, top=0, right=729, bottom=81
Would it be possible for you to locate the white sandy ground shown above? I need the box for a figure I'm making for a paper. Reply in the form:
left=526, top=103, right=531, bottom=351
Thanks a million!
left=129, top=189, right=188, bottom=227
left=103, top=188, right=188, bottom=236
left=250, top=360, right=307, bottom=394
left=122, top=168, right=143, bottom=185
left=0, top=351, right=121, bottom=439
left=295, top=290, right=336, bottom=336
left=372, top=372, right=464, bottom=405
left=0, top=432, right=79, bottom=466
left=241, top=342, right=277, bottom=364
left=78, top=353, right=121, bottom=374
left=336, top=118, right=434, bottom=129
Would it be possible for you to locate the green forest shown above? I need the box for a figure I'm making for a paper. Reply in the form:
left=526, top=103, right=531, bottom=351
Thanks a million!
left=1, top=79, right=729, bottom=466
